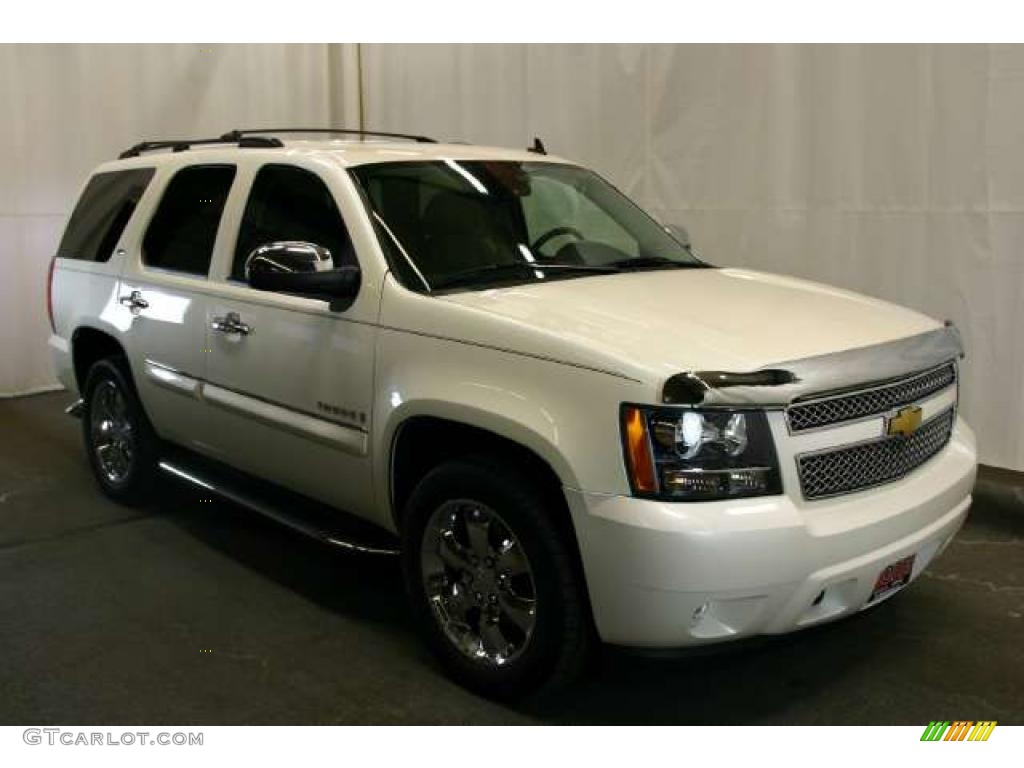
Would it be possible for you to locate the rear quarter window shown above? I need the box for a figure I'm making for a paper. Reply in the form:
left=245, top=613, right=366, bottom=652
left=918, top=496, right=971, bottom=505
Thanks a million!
left=57, top=168, right=155, bottom=262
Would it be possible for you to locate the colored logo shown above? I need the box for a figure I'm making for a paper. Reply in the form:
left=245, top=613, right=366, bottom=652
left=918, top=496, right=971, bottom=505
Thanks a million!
left=920, top=721, right=997, bottom=741
left=887, top=405, right=923, bottom=437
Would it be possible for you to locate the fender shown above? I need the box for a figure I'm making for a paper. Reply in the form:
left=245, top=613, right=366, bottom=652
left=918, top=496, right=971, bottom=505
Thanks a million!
left=370, top=324, right=649, bottom=530
left=381, top=395, right=579, bottom=502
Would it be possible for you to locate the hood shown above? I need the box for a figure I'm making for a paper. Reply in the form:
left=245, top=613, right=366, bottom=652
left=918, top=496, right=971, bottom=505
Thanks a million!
left=438, top=267, right=940, bottom=382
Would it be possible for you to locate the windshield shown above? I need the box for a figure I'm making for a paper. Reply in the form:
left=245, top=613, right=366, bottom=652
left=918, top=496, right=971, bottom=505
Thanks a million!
left=350, top=160, right=705, bottom=291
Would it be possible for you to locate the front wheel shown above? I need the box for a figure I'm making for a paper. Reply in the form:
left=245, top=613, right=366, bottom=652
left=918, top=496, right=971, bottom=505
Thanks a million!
left=401, top=459, right=592, bottom=699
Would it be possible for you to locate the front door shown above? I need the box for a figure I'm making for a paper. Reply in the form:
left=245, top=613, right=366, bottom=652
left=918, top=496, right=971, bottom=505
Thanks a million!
left=200, top=163, right=378, bottom=518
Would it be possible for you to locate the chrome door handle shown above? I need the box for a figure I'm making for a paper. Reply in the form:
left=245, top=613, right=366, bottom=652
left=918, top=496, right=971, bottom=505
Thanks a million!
left=118, top=290, right=149, bottom=310
left=210, top=312, right=252, bottom=336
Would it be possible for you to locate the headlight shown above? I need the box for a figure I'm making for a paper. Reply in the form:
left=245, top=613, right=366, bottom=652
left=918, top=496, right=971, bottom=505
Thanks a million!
left=621, top=405, right=782, bottom=501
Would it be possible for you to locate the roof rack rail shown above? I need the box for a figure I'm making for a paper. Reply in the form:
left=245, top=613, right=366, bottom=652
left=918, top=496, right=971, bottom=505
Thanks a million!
left=220, top=128, right=437, bottom=144
left=119, top=134, right=283, bottom=159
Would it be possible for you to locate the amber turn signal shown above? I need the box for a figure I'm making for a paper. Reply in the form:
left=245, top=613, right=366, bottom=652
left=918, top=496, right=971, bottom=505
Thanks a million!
left=622, top=406, right=658, bottom=493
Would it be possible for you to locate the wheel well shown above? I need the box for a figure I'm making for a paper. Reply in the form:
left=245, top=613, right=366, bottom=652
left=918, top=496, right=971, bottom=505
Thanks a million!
left=390, top=416, right=594, bottom=628
left=72, top=327, right=127, bottom=392
left=391, top=416, right=569, bottom=529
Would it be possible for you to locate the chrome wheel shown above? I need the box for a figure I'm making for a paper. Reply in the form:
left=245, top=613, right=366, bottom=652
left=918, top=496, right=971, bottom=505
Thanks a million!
left=89, top=379, right=134, bottom=484
left=421, top=500, right=538, bottom=667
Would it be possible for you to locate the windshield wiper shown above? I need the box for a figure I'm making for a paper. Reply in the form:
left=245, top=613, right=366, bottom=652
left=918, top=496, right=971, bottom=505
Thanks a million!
left=431, top=261, right=618, bottom=290
left=608, top=256, right=705, bottom=271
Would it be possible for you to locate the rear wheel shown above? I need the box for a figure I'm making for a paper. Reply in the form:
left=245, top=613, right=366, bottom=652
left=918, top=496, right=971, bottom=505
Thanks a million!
left=82, top=358, right=159, bottom=505
left=402, top=458, right=592, bottom=699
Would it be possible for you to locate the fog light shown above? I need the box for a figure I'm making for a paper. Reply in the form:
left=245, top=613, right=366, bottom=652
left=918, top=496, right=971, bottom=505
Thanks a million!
left=662, top=467, right=773, bottom=500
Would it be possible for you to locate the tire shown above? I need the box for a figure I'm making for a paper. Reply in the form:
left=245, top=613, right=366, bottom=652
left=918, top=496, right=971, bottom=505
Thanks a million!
left=401, top=457, right=593, bottom=699
left=81, top=357, right=159, bottom=505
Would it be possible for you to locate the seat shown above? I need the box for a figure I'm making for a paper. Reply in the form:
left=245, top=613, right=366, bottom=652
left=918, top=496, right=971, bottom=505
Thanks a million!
left=420, top=191, right=518, bottom=278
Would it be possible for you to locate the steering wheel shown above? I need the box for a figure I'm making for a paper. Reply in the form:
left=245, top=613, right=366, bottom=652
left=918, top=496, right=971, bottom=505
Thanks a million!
left=530, top=226, right=585, bottom=254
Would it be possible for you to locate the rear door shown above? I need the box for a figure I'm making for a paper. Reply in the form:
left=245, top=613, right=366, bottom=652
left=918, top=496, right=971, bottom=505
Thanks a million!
left=50, top=168, right=156, bottom=393
left=199, top=161, right=379, bottom=518
left=118, top=163, right=237, bottom=450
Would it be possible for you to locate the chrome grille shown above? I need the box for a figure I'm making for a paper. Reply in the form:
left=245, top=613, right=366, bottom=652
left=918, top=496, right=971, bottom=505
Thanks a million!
left=797, top=408, right=955, bottom=500
left=786, top=362, right=956, bottom=433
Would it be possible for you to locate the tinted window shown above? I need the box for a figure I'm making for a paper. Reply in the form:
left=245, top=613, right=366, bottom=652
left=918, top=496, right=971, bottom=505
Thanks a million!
left=58, top=169, right=155, bottom=262
left=143, top=165, right=236, bottom=276
left=351, top=161, right=700, bottom=292
left=232, top=164, right=355, bottom=281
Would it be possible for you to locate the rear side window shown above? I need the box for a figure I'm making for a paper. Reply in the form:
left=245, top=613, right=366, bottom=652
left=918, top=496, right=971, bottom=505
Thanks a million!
left=231, top=164, right=355, bottom=281
left=58, top=169, right=155, bottom=262
left=143, top=165, right=236, bottom=276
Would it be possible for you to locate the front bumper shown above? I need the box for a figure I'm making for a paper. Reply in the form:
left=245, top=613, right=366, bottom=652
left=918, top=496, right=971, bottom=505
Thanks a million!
left=566, top=417, right=977, bottom=647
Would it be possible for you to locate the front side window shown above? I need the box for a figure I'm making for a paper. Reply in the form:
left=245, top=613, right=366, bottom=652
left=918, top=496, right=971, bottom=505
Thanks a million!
left=350, top=161, right=703, bottom=291
left=58, top=168, right=155, bottom=262
left=232, top=164, right=355, bottom=281
left=143, top=165, right=236, bottom=276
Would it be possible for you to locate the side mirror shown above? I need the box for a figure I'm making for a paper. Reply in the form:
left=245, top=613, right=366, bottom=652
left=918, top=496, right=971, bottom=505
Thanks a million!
left=665, top=224, right=691, bottom=250
left=245, top=241, right=360, bottom=308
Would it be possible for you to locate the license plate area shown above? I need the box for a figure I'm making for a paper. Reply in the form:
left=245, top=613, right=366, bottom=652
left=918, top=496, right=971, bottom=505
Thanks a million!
left=868, top=554, right=916, bottom=603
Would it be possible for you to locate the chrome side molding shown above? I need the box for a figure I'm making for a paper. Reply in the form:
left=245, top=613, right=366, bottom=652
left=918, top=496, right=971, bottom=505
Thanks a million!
left=201, top=384, right=368, bottom=456
left=65, top=399, right=85, bottom=418
left=141, top=360, right=367, bottom=454
left=144, top=359, right=201, bottom=398
left=663, top=323, right=964, bottom=407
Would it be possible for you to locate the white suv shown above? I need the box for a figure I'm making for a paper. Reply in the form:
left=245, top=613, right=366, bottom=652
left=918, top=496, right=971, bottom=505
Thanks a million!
left=48, top=128, right=977, bottom=698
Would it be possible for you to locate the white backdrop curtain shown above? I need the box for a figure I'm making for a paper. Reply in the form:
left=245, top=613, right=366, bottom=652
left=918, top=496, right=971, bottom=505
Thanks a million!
left=0, top=43, right=333, bottom=396
left=361, top=44, right=1024, bottom=472
left=1, top=44, right=1021, bottom=472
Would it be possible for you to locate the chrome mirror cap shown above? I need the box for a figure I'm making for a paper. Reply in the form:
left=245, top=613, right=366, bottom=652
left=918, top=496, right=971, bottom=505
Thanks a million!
left=244, top=241, right=334, bottom=282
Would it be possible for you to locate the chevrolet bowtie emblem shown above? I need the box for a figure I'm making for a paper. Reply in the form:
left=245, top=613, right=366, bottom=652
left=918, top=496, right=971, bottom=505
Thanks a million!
left=887, top=405, right=923, bottom=437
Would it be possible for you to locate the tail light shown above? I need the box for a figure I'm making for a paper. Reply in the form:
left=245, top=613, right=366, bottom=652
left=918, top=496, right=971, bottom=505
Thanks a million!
left=46, top=256, right=57, bottom=333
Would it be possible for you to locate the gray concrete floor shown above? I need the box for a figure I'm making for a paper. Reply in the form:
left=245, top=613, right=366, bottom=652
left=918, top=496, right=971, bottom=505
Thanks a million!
left=0, top=391, right=1021, bottom=725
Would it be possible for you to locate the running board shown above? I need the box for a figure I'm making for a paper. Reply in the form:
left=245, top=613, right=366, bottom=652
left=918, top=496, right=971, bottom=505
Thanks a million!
left=157, top=449, right=399, bottom=556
